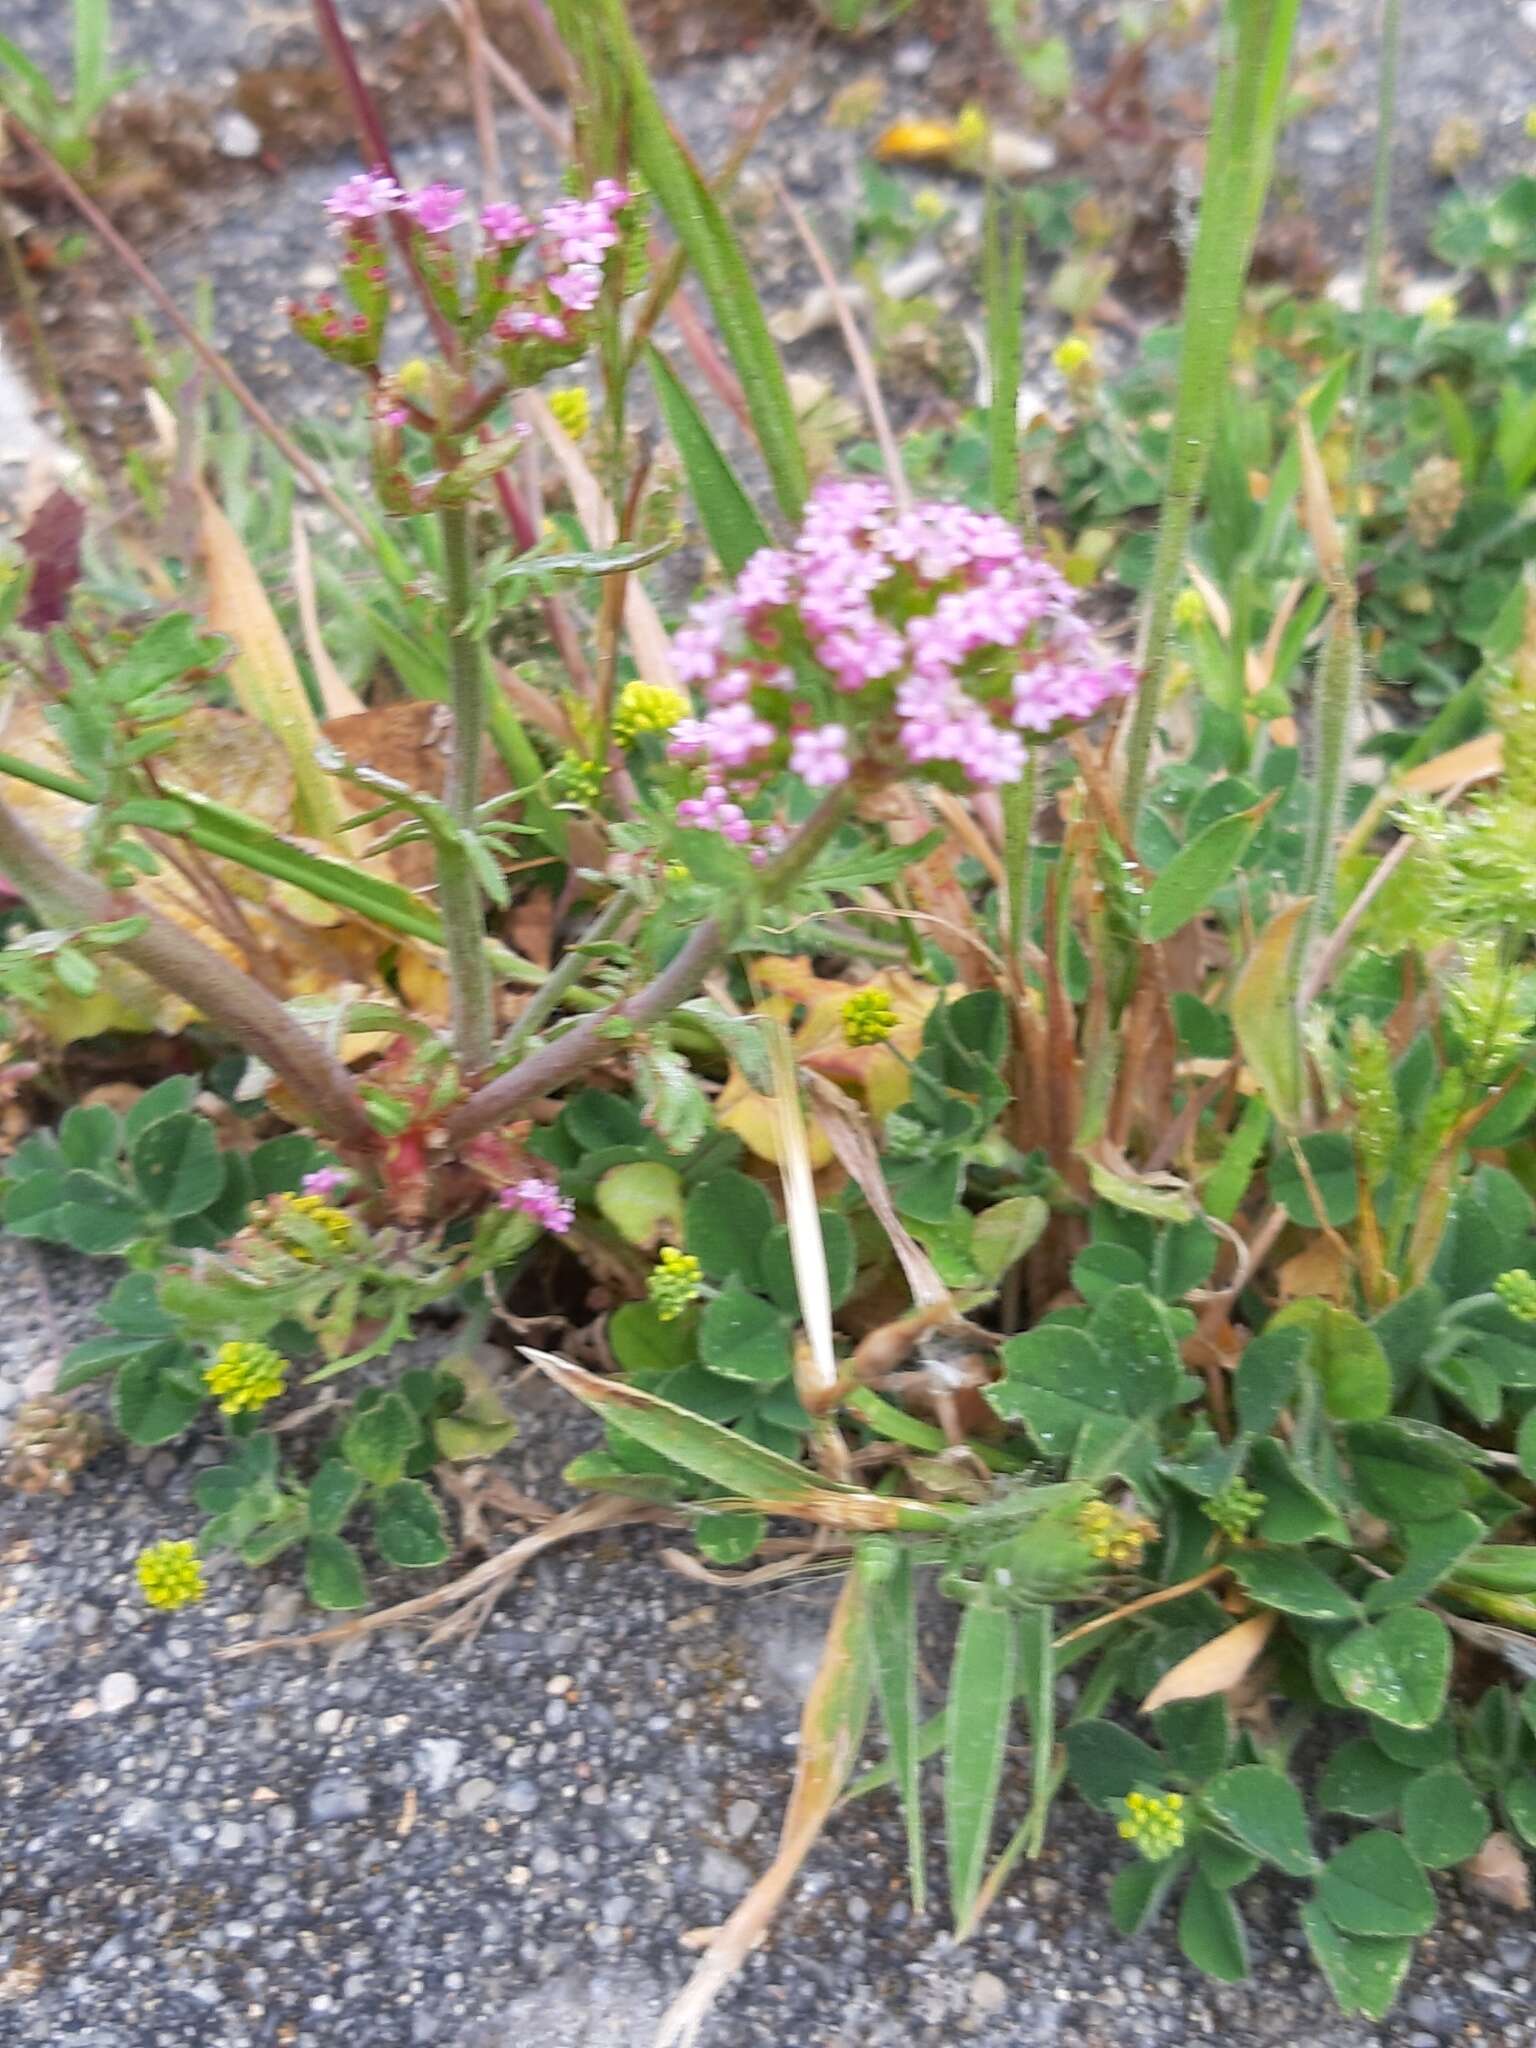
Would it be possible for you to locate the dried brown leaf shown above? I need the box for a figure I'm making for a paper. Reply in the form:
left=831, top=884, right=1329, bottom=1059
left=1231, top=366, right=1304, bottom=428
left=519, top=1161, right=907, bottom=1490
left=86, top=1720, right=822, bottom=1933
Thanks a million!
left=1462, top=1831, right=1531, bottom=1912
left=1140, top=1611, right=1276, bottom=1713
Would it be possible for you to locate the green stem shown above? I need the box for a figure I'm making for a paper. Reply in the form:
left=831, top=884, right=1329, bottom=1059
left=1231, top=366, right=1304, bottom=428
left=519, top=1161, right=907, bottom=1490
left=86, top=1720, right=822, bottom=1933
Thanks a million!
left=0, top=793, right=373, bottom=1147
left=1296, top=598, right=1363, bottom=975
left=1001, top=750, right=1037, bottom=970
left=1119, top=0, right=1300, bottom=829
left=501, top=889, right=634, bottom=1057
left=447, top=782, right=856, bottom=1145
left=1343, top=0, right=1402, bottom=576
left=436, top=502, right=497, bottom=1079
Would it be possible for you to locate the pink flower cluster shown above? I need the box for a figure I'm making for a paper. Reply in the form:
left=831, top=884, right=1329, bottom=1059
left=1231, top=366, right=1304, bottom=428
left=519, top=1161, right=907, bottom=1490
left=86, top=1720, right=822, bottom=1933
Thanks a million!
left=499, top=1175, right=575, bottom=1235
left=302, top=169, right=636, bottom=370
left=301, top=1167, right=350, bottom=1199
left=668, top=479, right=1135, bottom=805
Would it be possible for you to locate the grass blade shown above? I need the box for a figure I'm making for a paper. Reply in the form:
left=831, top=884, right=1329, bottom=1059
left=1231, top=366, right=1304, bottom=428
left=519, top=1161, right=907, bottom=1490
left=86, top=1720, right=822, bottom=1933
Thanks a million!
left=656, top=1571, right=872, bottom=2047
left=944, top=1600, right=1017, bottom=1931
left=647, top=345, right=771, bottom=574
left=958, top=1603, right=1056, bottom=1937
left=1119, top=0, right=1301, bottom=823
left=862, top=1541, right=926, bottom=1914
left=577, top=0, right=808, bottom=520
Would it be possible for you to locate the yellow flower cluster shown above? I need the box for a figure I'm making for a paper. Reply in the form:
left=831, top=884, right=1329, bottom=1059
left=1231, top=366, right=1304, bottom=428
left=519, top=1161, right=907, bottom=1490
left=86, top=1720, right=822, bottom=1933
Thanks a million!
left=283, top=1193, right=355, bottom=1252
left=1077, top=1498, right=1155, bottom=1570
left=648, top=1246, right=703, bottom=1322
left=136, top=1539, right=206, bottom=1611
left=841, top=988, right=899, bottom=1048
left=1496, top=1269, right=1536, bottom=1324
left=547, top=385, right=591, bottom=440
left=204, top=1340, right=288, bottom=1417
left=614, top=681, right=690, bottom=745
left=1117, top=1790, right=1186, bottom=1862
left=1203, top=1476, right=1266, bottom=1541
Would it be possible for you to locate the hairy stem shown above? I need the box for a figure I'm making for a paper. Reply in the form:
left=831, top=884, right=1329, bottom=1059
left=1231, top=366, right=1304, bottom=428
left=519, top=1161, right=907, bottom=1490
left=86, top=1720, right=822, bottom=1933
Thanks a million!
left=448, top=784, right=856, bottom=1145
left=436, top=503, right=497, bottom=1080
left=0, top=796, right=374, bottom=1147
left=1344, top=0, right=1403, bottom=576
left=1001, top=750, right=1037, bottom=970
left=1118, top=0, right=1300, bottom=827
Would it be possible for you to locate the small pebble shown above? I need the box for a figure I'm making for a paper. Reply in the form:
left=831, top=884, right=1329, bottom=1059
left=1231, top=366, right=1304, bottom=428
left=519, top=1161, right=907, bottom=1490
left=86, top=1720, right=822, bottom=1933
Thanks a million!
left=98, top=1671, right=139, bottom=1715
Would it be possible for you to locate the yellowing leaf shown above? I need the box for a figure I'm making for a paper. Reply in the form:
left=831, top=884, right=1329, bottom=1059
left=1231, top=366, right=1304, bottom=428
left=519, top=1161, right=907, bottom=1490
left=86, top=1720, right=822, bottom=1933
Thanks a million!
left=197, top=482, right=345, bottom=843
left=1141, top=1612, right=1276, bottom=1713
left=1231, top=900, right=1309, bottom=1130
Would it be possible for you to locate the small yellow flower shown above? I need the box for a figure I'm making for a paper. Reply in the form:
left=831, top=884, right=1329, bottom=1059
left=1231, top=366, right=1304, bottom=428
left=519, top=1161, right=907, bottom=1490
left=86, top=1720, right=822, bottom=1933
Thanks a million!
left=552, top=751, right=606, bottom=805
left=913, top=187, right=948, bottom=224
left=1203, top=1476, right=1266, bottom=1541
left=614, top=680, right=690, bottom=745
left=395, top=357, right=433, bottom=400
left=1526, top=107, right=1536, bottom=142
left=1076, top=1497, right=1156, bottom=1569
left=1422, top=292, right=1458, bottom=328
left=648, top=1246, right=703, bottom=1322
left=136, top=1539, right=206, bottom=1612
left=1172, top=586, right=1207, bottom=629
left=1496, top=1270, right=1536, bottom=1324
left=284, top=1193, right=354, bottom=1249
left=1052, top=333, right=1094, bottom=379
left=841, top=988, right=900, bottom=1049
left=204, top=1340, right=288, bottom=1417
left=548, top=385, right=591, bottom=440
left=953, top=104, right=990, bottom=161
left=1117, top=1789, right=1186, bottom=1862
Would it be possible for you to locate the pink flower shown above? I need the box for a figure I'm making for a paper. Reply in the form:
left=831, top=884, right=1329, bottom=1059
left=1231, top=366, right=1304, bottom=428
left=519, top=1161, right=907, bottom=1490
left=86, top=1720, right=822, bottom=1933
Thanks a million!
left=480, top=200, right=533, bottom=246
left=499, top=1175, right=574, bottom=1234
left=678, top=786, right=754, bottom=844
left=548, top=262, right=603, bottom=312
left=325, top=170, right=403, bottom=223
left=789, top=725, right=851, bottom=788
left=405, top=183, right=467, bottom=235
left=541, top=196, right=621, bottom=267
left=301, top=1167, right=350, bottom=1199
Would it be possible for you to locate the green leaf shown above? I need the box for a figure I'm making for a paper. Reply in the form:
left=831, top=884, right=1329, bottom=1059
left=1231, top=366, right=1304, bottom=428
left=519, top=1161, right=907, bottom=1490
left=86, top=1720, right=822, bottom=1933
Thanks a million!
left=1153, top=1697, right=1230, bottom=1784
left=1231, top=900, right=1307, bottom=1130
left=249, top=1132, right=321, bottom=1197
left=1301, top=1899, right=1414, bottom=2020
left=56, top=1333, right=145, bottom=1392
left=1272, top=1300, right=1390, bottom=1420
left=1363, top=1512, right=1483, bottom=1615
left=1318, top=1739, right=1418, bottom=1819
left=684, top=1171, right=775, bottom=1288
left=112, top=1342, right=202, bottom=1445
left=1249, top=1436, right=1350, bottom=1546
left=1200, top=1764, right=1318, bottom=1876
left=595, top=1161, right=684, bottom=1248
left=305, top=1533, right=367, bottom=1610
left=1229, top=1550, right=1360, bottom=1621
left=594, top=0, right=806, bottom=519
left=1504, top=1775, right=1536, bottom=1846
left=1344, top=1420, right=1471, bottom=1523
left=761, top=1211, right=855, bottom=1315
left=528, top=1350, right=852, bottom=1505
left=607, top=1300, right=697, bottom=1374
left=373, top=1479, right=450, bottom=1568
left=1084, top=1285, right=1187, bottom=1417
left=59, top=1102, right=119, bottom=1166
left=1316, top=1831, right=1436, bottom=1938
left=1063, top=1720, right=1167, bottom=1808
left=307, top=1459, right=365, bottom=1536
left=863, top=1543, right=926, bottom=1914
left=1145, top=798, right=1273, bottom=941
left=340, top=1391, right=420, bottom=1486
left=694, top=1510, right=765, bottom=1565
left=240, top=1503, right=309, bottom=1567
left=56, top=1169, right=147, bottom=1253
left=131, top=1114, right=223, bottom=1219
left=1233, top=1325, right=1306, bottom=1435
left=1400, top=1766, right=1489, bottom=1868
left=944, top=1602, right=1015, bottom=1929
left=122, top=1075, right=198, bottom=1143
left=1327, top=1610, right=1452, bottom=1729
left=698, top=1283, right=794, bottom=1385
left=1109, top=1853, right=1186, bottom=1936
left=647, top=346, right=771, bottom=574
left=1177, top=1870, right=1250, bottom=1982
left=1270, top=1132, right=1360, bottom=1227
left=1192, top=1828, right=1259, bottom=1890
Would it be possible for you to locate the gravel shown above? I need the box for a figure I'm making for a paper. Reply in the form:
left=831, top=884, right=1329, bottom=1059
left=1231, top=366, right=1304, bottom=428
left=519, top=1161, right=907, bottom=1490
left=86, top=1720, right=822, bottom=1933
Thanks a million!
left=5, top=1232, right=1536, bottom=2046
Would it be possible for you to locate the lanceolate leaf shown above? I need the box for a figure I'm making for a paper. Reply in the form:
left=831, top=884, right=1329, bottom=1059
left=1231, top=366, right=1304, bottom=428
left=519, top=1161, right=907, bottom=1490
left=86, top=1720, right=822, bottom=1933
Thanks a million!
left=1145, top=794, right=1277, bottom=942
left=648, top=346, right=771, bottom=573
left=588, top=0, right=807, bottom=520
left=524, top=1350, right=850, bottom=1502
left=944, top=1602, right=1017, bottom=1931
left=1231, top=897, right=1309, bottom=1130
left=862, top=1542, right=926, bottom=1915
